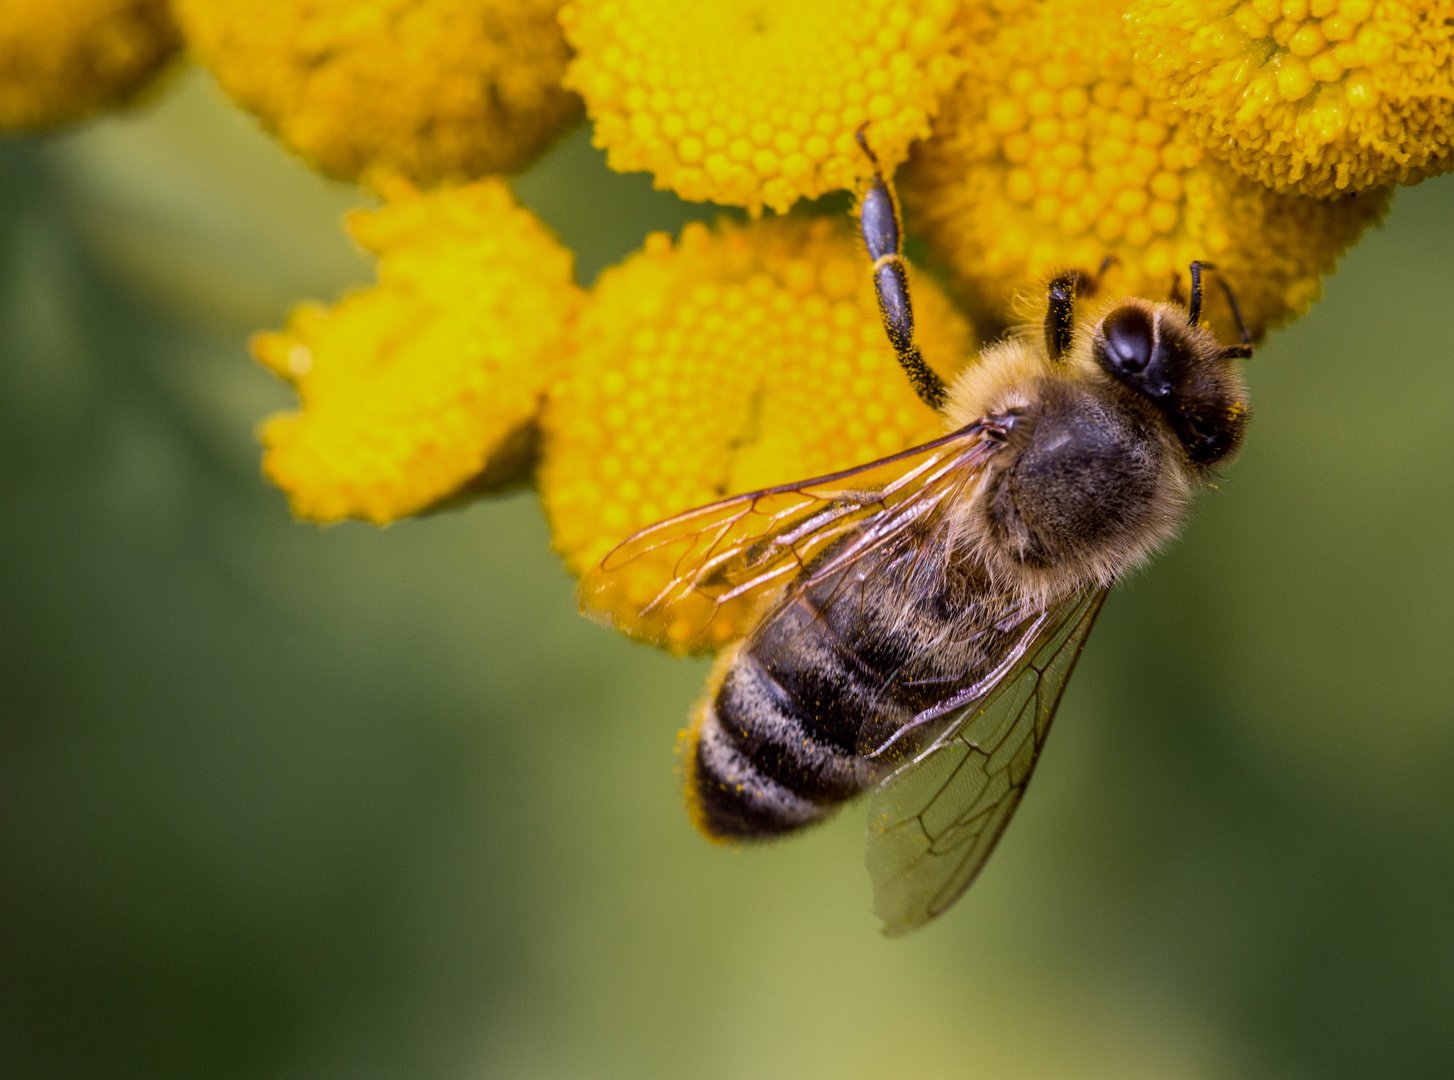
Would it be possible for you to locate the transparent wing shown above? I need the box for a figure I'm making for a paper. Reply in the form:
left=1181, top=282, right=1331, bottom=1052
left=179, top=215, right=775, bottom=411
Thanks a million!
left=577, top=421, right=1004, bottom=654
left=865, top=585, right=1108, bottom=937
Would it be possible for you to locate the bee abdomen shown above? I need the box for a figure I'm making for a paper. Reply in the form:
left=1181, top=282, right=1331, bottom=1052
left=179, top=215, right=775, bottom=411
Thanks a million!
left=689, top=653, right=866, bottom=840
left=690, top=706, right=829, bottom=839
left=718, top=654, right=866, bottom=799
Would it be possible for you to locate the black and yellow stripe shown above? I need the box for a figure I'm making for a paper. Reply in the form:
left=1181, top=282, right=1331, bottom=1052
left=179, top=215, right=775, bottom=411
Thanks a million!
left=685, top=558, right=1002, bottom=840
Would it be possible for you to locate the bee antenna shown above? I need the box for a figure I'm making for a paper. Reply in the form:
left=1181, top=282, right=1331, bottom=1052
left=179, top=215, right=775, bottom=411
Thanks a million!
left=1189, top=261, right=1254, bottom=358
left=1218, top=277, right=1253, bottom=355
left=1187, top=260, right=1214, bottom=326
left=855, top=123, right=881, bottom=170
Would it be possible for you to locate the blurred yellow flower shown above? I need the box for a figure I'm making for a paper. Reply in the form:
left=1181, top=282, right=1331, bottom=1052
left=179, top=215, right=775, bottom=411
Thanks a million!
left=560, top=0, right=965, bottom=214
left=0, top=0, right=179, bottom=130
left=173, top=0, right=582, bottom=184
left=255, top=177, right=582, bottom=524
left=1130, top=0, right=1454, bottom=197
left=539, top=215, right=973, bottom=648
left=902, top=0, right=1388, bottom=340
left=158, top=0, right=1438, bottom=646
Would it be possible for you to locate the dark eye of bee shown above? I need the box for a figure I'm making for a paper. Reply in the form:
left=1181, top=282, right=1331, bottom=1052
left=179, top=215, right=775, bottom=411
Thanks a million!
left=1100, top=306, right=1154, bottom=375
left=1090, top=302, right=1248, bottom=468
left=1095, top=305, right=1179, bottom=403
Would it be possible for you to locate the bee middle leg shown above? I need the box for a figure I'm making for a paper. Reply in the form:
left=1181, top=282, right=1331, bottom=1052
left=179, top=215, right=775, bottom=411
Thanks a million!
left=855, top=127, right=949, bottom=412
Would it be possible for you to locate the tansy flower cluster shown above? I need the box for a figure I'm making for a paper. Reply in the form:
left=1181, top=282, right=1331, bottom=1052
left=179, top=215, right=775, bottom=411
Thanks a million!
left=0, top=0, right=179, bottom=129
left=559, top=0, right=965, bottom=213
left=6, top=0, right=1452, bottom=653
left=171, top=0, right=582, bottom=182
left=541, top=217, right=971, bottom=567
left=253, top=176, right=583, bottom=523
left=542, top=215, right=971, bottom=648
left=903, top=0, right=1389, bottom=339
left=1132, top=0, right=1454, bottom=197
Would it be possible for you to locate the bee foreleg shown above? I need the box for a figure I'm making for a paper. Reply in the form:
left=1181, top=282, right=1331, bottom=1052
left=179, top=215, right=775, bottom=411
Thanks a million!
left=1045, top=257, right=1118, bottom=362
left=1044, top=270, right=1087, bottom=362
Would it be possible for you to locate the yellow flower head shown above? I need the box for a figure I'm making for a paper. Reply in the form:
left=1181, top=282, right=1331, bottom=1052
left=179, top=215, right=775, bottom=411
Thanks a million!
left=539, top=215, right=973, bottom=649
left=560, top=0, right=964, bottom=214
left=901, top=0, right=1388, bottom=340
left=1130, top=0, right=1454, bottom=197
left=255, top=177, right=582, bottom=524
left=173, top=0, right=583, bottom=184
left=0, top=0, right=179, bottom=130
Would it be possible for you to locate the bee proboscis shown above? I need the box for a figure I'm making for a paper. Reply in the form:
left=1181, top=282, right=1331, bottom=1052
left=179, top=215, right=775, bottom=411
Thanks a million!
left=580, top=137, right=1253, bottom=936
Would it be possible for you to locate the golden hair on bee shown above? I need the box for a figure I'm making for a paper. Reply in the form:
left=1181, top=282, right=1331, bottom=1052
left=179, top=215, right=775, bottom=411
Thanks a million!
left=939, top=288, right=1250, bottom=609
left=579, top=144, right=1255, bottom=934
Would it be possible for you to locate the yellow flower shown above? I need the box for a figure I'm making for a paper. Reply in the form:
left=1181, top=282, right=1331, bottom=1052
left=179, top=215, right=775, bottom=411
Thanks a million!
left=901, top=0, right=1388, bottom=341
left=173, top=0, right=583, bottom=184
left=0, top=0, right=179, bottom=130
left=1130, top=0, right=1454, bottom=197
left=560, top=0, right=964, bottom=214
left=255, top=177, right=583, bottom=524
left=539, top=215, right=973, bottom=649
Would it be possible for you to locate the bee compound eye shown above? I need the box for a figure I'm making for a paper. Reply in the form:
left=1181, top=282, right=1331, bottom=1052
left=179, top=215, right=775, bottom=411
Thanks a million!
left=1100, top=305, right=1154, bottom=375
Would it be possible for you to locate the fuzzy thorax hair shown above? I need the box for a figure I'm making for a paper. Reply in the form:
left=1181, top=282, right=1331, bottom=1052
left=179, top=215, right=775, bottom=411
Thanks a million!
left=935, top=299, right=1245, bottom=608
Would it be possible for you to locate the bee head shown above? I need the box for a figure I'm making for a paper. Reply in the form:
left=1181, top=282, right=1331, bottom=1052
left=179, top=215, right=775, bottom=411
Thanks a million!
left=1091, top=301, right=1249, bottom=469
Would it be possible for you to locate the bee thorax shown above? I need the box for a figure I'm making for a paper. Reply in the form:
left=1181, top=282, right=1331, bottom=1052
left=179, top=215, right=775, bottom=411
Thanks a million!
left=968, top=379, right=1193, bottom=598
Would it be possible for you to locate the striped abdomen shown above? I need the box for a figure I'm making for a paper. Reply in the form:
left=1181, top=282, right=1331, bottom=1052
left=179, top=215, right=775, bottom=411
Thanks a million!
left=687, top=554, right=1018, bottom=840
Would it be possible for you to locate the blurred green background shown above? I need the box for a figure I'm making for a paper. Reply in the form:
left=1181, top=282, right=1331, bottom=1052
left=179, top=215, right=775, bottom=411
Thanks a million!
left=2, top=68, right=1453, bottom=1080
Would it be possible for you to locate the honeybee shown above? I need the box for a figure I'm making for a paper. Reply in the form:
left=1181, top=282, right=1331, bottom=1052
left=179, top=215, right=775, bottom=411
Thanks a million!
left=579, top=141, right=1254, bottom=936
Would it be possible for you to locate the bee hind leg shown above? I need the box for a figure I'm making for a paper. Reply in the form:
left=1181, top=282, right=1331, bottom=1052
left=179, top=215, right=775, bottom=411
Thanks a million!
left=855, top=126, right=948, bottom=412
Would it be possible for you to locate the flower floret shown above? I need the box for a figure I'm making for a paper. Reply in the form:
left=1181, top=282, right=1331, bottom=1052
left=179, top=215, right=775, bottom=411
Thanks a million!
left=0, top=0, right=179, bottom=130
left=561, top=0, right=964, bottom=214
left=539, top=215, right=972, bottom=650
left=1130, top=0, right=1454, bottom=196
left=173, top=0, right=582, bottom=183
left=256, top=177, right=582, bottom=524
left=903, top=0, right=1388, bottom=340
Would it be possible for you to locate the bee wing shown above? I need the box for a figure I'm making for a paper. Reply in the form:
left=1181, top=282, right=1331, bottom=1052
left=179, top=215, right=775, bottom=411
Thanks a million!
left=864, top=585, right=1109, bottom=937
left=577, top=422, right=1004, bottom=654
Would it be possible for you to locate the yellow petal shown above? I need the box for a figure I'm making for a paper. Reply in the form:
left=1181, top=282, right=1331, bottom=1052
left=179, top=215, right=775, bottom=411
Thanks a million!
left=0, top=0, right=179, bottom=130
left=256, top=177, right=582, bottom=524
